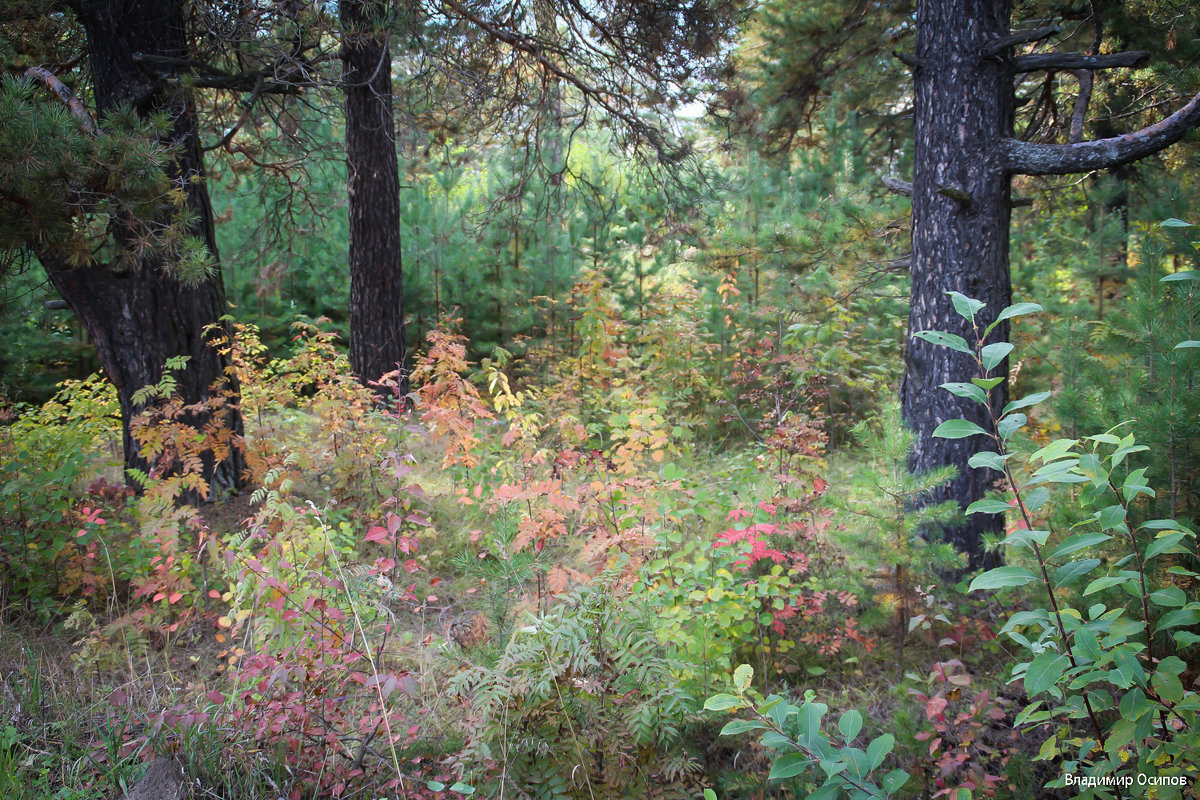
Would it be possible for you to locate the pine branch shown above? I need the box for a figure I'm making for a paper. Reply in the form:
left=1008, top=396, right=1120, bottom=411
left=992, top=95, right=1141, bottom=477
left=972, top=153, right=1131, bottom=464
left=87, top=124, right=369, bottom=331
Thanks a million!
left=1005, top=90, right=1200, bottom=175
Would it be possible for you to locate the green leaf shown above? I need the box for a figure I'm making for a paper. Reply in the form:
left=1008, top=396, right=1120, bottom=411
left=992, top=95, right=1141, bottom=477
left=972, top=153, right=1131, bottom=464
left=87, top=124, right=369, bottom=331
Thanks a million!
left=1159, top=217, right=1193, bottom=228
left=799, top=701, right=828, bottom=748
left=1073, top=628, right=1103, bottom=663
left=838, top=710, right=863, bottom=742
left=932, top=419, right=990, bottom=439
left=966, top=498, right=1012, bottom=515
left=721, top=719, right=768, bottom=735
left=1112, top=646, right=1147, bottom=688
left=839, top=746, right=870, bottom=780
left=1023, top=487, right=1051, bottom=512
left=733, top=663, right=754, bottom=692
left=768, top=752, right=811, bottom=780
left=449, top=783, right=475, bottom=795
left=1053, top=559, right=1100, bottom=588
left=1148, top=587, right=1186, bottom=608
left=1049, top=532, right=1112, bottom=561
left=1145, top=532, right=1188, bottom=560
left=1110, top=444, right=1147, bottom=469
left=1175, top=340, right=1200, bottom=349
left=704, top=790, right=718, bottom=800
left=867, top=733, right=894, bottom=769
left=969, top=566, right=1040, bottom=591
left=948, top=291, right=986, bottom=321
left=1005, top=528, right=1051, bottom=548
left=1174, top=631, right=1200, bottom=648
left=1161, top=270, right=1200, bottom=282
left=968, top=451, right=1009, bottom=470
left=806, top=782, right=841, bottom=800
left=1151, top=669, right=1184, bottom=704
left=980, top=342, right=1014, bottom=371
left=914, top=330, right=973, bottom=355
left=1014, top=700, right=1046, bottom=726
left=1140, top=518, right=1187, bottom=531
left=883, top=769, right=910, bottom=794
left=941, top=382, right=987, bottom=403
left=1083, top=576, right=1128, bottom=595
left=1002, top=391, right=1051, bottom=415
left=1033, top=438, right=1079, bottom=464
left=427, top=782, right=446, bottom=792
left=986, top=302, right=1043, bottom=335
left=972, top=376, right=1004, bottom=390
left=1024, top=651, right=1069, bottom=697
left=1157, top=607, right=1200, bottom=631
left=997, top=413, right=1027, bottom=441
left=704, top=694, right=743, bottom=711
left=1122, top=468, right=1152, bottom=500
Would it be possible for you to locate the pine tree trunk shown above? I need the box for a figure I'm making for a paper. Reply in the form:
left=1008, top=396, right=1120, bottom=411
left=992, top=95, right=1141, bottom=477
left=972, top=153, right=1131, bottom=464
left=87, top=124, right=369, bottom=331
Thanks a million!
left=903, top=0, right=1015, bottom=569
left=342, top=0, right=408, bottom=398
left=45, top=0, right=243, bottom=494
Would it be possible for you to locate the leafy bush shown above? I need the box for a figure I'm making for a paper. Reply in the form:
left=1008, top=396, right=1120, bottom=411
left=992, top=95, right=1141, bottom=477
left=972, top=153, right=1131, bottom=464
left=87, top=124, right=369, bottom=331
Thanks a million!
left=924, top=292, right=1200, bottom=796
left=0, top=373, right=121, bottom=614
left=450, top=573, right=703, bottom=799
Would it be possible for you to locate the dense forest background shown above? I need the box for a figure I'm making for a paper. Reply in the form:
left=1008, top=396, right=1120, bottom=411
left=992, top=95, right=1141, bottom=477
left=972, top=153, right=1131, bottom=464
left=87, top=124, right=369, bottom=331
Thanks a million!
left=2, top=1, right=1200, bottom=798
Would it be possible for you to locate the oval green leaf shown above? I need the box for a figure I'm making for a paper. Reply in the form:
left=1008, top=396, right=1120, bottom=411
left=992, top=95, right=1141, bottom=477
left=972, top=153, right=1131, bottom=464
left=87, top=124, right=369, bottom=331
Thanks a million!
left=721, top=719, right=768, bottom=736
left=768, top=752, right=811, bottom=781
left=1024, top=651, right=1069, bottom=696
left=933, top=419, right=990, bottom=439
left=969, top=566, right=1040, bottom=591
left=704, top=694, right=743, bottom=712
left=981, top=342, right=1014, bottom=371
left=838, top=709, right=863, bottom=742
left=914, top=329, right=973, bottom=355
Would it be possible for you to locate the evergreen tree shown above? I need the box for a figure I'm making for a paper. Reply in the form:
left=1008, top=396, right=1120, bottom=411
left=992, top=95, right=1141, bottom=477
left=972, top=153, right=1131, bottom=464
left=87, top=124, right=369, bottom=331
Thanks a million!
left=1, top=3, right=244, bottom=492
left=341, top=0, right=407, bottom=397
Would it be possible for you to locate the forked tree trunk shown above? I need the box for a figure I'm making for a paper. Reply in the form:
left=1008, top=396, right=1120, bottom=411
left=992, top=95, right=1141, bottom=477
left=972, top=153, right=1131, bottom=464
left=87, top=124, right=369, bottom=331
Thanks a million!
left=46, top=0, right=243, bottom=494
left=342, top=0, right=409, bottom=399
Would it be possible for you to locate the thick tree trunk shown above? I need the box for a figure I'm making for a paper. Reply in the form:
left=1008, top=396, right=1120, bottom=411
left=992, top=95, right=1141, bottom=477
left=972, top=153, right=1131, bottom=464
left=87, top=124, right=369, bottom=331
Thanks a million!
left=342, top=0, right=408, bottom=399
left=903, top=0, right=1015, bottom=569
left=45, top=0, right=243, bottom=494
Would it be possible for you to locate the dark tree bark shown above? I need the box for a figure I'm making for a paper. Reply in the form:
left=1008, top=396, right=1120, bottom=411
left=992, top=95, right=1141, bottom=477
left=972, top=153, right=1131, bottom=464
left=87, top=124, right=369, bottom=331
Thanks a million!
left=44, top=0, right=243, bottom=494
left=903, top=0, right=1014, bottom=570
left=901, top=0, right=1200, bottom=569
left=341, top=0, right=408, bottom=399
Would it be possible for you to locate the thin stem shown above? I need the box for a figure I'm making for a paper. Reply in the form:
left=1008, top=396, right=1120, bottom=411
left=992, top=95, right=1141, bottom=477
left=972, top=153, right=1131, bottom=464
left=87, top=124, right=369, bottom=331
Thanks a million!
left=969, top=319, right=1111, bottom=754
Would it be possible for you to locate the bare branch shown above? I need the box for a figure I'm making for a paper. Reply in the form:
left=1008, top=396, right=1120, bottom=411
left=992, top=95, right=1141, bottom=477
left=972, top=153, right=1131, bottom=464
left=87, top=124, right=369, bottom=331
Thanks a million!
left=202, top=75, right=265, bottom=152
left=881, top=175, right=913, bottom=196
left=131, top=52, right=314, bottom=95
left=1069, top=69, right=1092, bottom=143
left=979, top=25, right=1059, bottom=58
left=440, top=0, right=684, bottom=162
left=1013, top=50, right=1148, bottom=72
left=25, top=66, right=98, bottom=135
left=1005, top=91, right=1200, bottom=175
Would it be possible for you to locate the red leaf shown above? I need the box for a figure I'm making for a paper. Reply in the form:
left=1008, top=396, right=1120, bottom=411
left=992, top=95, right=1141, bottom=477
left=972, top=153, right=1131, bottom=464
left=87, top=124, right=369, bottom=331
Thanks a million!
left=926, top=696, right=948, bottom=720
